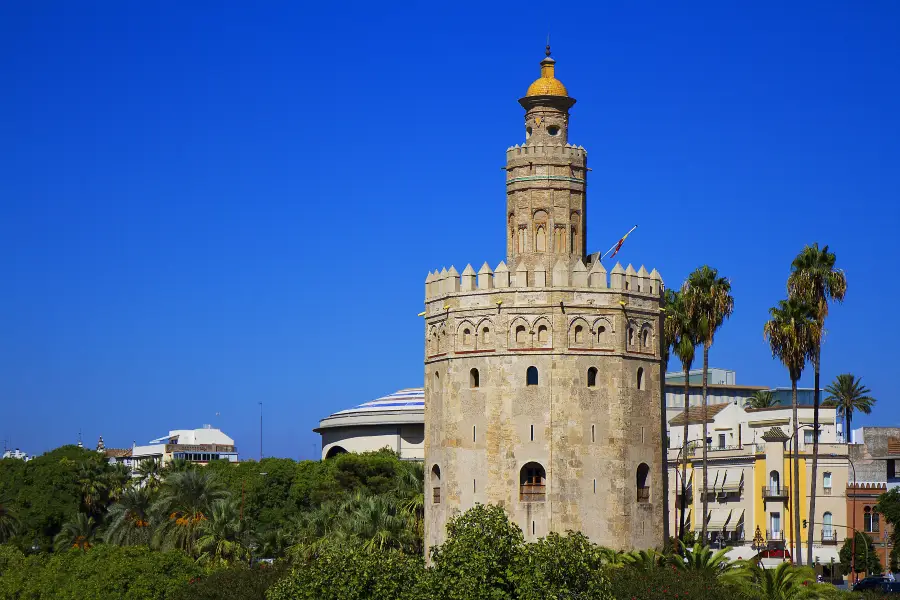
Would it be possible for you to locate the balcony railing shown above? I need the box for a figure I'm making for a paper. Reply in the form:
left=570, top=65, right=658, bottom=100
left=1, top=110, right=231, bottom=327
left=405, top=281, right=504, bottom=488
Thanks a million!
left=637, top=487, right=650, bottom=502
left=520, top=483, right=546, bottom=502
left=432, top=487, right=441, bottom=504
left=767, top=530, right=785, bottom=542
left=762, top=486, right=790, bottom=499
left=823, top=487, right=832, bottom=496
left=821, top=530, right=837, bottom=545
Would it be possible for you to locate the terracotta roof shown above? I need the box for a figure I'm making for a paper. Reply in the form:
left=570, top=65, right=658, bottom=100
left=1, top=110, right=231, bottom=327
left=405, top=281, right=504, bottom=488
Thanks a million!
left=669, top=403, right=730, bottom=426
left=104, top=448, right=132, bottom=458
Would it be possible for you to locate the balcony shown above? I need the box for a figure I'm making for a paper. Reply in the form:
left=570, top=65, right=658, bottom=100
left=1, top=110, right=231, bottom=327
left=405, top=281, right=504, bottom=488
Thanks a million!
left=821, top=531, right=837, bottom=545
left=520, top=483, right=546, bottom=502
left=823, top=487, right=832, bottom=496
left=767, top=530, right=785, bottom=542
left=762, top=486, right=790, bottom=499
left=637, top=487, right=650, bottom=503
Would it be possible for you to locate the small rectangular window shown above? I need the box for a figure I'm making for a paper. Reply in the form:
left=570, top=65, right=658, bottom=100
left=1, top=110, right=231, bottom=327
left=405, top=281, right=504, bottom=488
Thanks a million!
left=593, top=479, right=596, bottom=494
left=530, top=425, right=534, bottom=441
left=473, top=479, right=476, bottom=493
left=591, top=425, right=595, bottom=443
left=473, top=425, right=476, bottom=443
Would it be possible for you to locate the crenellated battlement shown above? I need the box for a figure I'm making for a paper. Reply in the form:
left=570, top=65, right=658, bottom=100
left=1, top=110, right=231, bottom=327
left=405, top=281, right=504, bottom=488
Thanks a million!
left=425, top=260, right=663, bottom=301
left=506, top=142, right=586, bottom=162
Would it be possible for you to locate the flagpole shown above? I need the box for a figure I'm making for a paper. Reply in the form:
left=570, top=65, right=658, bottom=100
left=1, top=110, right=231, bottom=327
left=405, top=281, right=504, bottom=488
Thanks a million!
left=601, top=225, right=638, bottom=260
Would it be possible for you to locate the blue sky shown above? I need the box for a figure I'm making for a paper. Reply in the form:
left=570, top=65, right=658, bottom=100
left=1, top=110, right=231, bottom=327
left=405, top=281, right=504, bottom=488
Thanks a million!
left=1, top=1, right=898, bottom=459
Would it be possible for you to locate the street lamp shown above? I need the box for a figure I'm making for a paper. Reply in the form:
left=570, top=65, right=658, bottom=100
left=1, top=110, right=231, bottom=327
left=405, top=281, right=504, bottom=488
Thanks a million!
left=752, top=525, right=766, bottom=553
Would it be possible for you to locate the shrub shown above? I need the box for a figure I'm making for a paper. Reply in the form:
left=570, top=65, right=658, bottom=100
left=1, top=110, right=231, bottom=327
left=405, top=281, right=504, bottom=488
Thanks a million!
left=170, top=564, right=288, bottom=600
left=266, top=546, right=424, bottom=600
left=606, top=565, right=755, bottom=600
left=513, top=531, right=612, bottom=599
left=0, top=544, right=201, bottom=600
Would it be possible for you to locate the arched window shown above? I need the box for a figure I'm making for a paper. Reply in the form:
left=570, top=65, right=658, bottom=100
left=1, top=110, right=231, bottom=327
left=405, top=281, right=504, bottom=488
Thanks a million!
left=628, top=327, right=635, bottom=346
left=536, top=226, right=546, bottom=252
left=637, top=367, right=644, bottom=390
left=515, top=325, right=527, bottom=345
left=537, top=324, right=549, bottom=343
left=769, top=471, right=780, bottom=493
left=864, top=506, right=873, bottom=532
left=431, top=465, right=441, bottom=504
left=463, top=328, right=472, bottom=345
left=470, top=368, right=480, bottom=388
left=520, top=462, right=546, bottom=502
left=642, top=328, right=650, bottom=347
left=587, top=367, right=597, bottom=388
left=823, top=512, right=833, bottom=541
left=526, top=366, right=538, bottom=386
left=482, top=327, right=491, bottom=344
left=596, top=325, right=607, bottom=345
left=636, top=463, right=650, bottom=502
left=325, top=446, right=347, bottom=459
left=574, top=325, right=584, bottom=343
left=517, top=227, right=526, bottom=253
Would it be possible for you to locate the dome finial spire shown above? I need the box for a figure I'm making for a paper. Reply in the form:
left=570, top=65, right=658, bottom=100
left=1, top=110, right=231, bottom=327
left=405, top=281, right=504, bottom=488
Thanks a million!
left=545, top=34, right=551, bottom=57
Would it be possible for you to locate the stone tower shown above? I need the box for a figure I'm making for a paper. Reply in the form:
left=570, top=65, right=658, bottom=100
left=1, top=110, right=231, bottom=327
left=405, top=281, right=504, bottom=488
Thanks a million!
left=507, top=46, right=586, bottom=272
left=423, top=49, right=665, bottom=555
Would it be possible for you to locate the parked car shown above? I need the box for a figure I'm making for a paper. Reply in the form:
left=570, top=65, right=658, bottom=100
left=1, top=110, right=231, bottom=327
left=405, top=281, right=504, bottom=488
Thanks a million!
left=881, top=581, right=900, bottom=594
left=853, top=576, right=889, bottom=591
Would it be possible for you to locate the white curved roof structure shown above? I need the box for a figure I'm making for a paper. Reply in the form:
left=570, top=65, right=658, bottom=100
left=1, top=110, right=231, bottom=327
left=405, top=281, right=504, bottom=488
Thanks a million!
left=314, top=388, right=424, bottom=460
left=316, top=388, right=424, bottom=430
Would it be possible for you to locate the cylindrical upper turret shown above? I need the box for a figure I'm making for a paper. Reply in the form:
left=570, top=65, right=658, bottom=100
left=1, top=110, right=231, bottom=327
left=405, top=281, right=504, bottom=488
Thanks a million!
left=507, top=47, right=587, bottom=272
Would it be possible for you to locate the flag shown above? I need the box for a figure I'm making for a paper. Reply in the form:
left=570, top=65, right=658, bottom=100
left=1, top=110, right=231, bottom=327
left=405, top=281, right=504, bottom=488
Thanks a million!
left=610, top=230, right=632, bottom=258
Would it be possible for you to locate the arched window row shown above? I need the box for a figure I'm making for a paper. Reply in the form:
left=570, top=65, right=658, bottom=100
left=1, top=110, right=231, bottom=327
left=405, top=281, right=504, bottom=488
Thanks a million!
left=456, top=319, right=496, bottom=352
left=567, top=317, right=614, bottom=350
left=509, top=317, right=553, bottom=349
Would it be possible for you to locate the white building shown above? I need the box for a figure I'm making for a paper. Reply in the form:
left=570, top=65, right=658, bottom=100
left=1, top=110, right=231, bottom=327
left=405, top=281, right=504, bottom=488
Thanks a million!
left=103, top=426, right=238, bottom=468
left=315, top=388, right=424, bottom=461
left=1, top=448, right=30, bottom=461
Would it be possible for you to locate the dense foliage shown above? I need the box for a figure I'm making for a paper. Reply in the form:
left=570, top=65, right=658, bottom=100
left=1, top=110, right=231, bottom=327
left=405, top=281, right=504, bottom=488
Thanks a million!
left=0, top=447, right=885, bottom=599
left=0, top=544, right=201, bottom=600
left=839, top=532, right=883, bottom=576
left=875, top=485, right=900, bottom=571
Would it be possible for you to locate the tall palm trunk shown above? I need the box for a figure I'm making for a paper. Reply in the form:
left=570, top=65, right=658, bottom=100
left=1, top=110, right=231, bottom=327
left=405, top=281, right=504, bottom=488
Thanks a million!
left=680, top=364, right=690, bottom=542
left=700, top=344, right=709, bottom=542
left=807, top=348, right=820, bottom=566
left=791, top=378, right=802, bottom=565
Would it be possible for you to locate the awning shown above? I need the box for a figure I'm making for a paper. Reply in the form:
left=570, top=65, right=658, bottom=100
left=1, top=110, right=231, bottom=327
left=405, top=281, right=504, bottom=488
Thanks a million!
left=720, top=469, right=744, bottom=492
left=724, top=510, right=745, bottom=531
left=696, top=508, right=731, bottom=531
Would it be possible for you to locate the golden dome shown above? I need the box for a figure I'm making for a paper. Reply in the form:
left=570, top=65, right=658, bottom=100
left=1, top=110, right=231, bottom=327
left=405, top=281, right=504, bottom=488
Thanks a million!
left=526, top=56, right=568, bottom=97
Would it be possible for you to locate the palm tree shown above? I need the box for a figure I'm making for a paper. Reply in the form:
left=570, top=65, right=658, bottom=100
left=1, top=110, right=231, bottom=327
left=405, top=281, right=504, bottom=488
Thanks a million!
left=393, top=461, right=424, bottom=553
left=0, top=494, right=20, bottom=543
left=76, top=463, right=109, bottom=517
left=151, top=469, right=228, bottom=554
left=664, top=288, right=699, bottom=543
left=746, top=390, right=779, bottom=409
left=736, top=561, right=816, bottom=600
left=341, top=492, right=413, bottom=553
left=764, top=298, right=819, bottom=565
left=54, top=513, right=98, bottom=551
left=162, top=457, right=195, bottom=475
left=104, top=486, right=153, bottom=546
left=670, top=541, right=743, bottom=582
left=104, top=462, right=133, bottom=502
left=788, top=242, right=847, bottom=566
left=684, top=266, right=734, bottom=542
left=195, top=497, right=250, bottom=566
left=825, top=374, right=876, bottom=437
left=136, top=459, right=162, bottom=492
